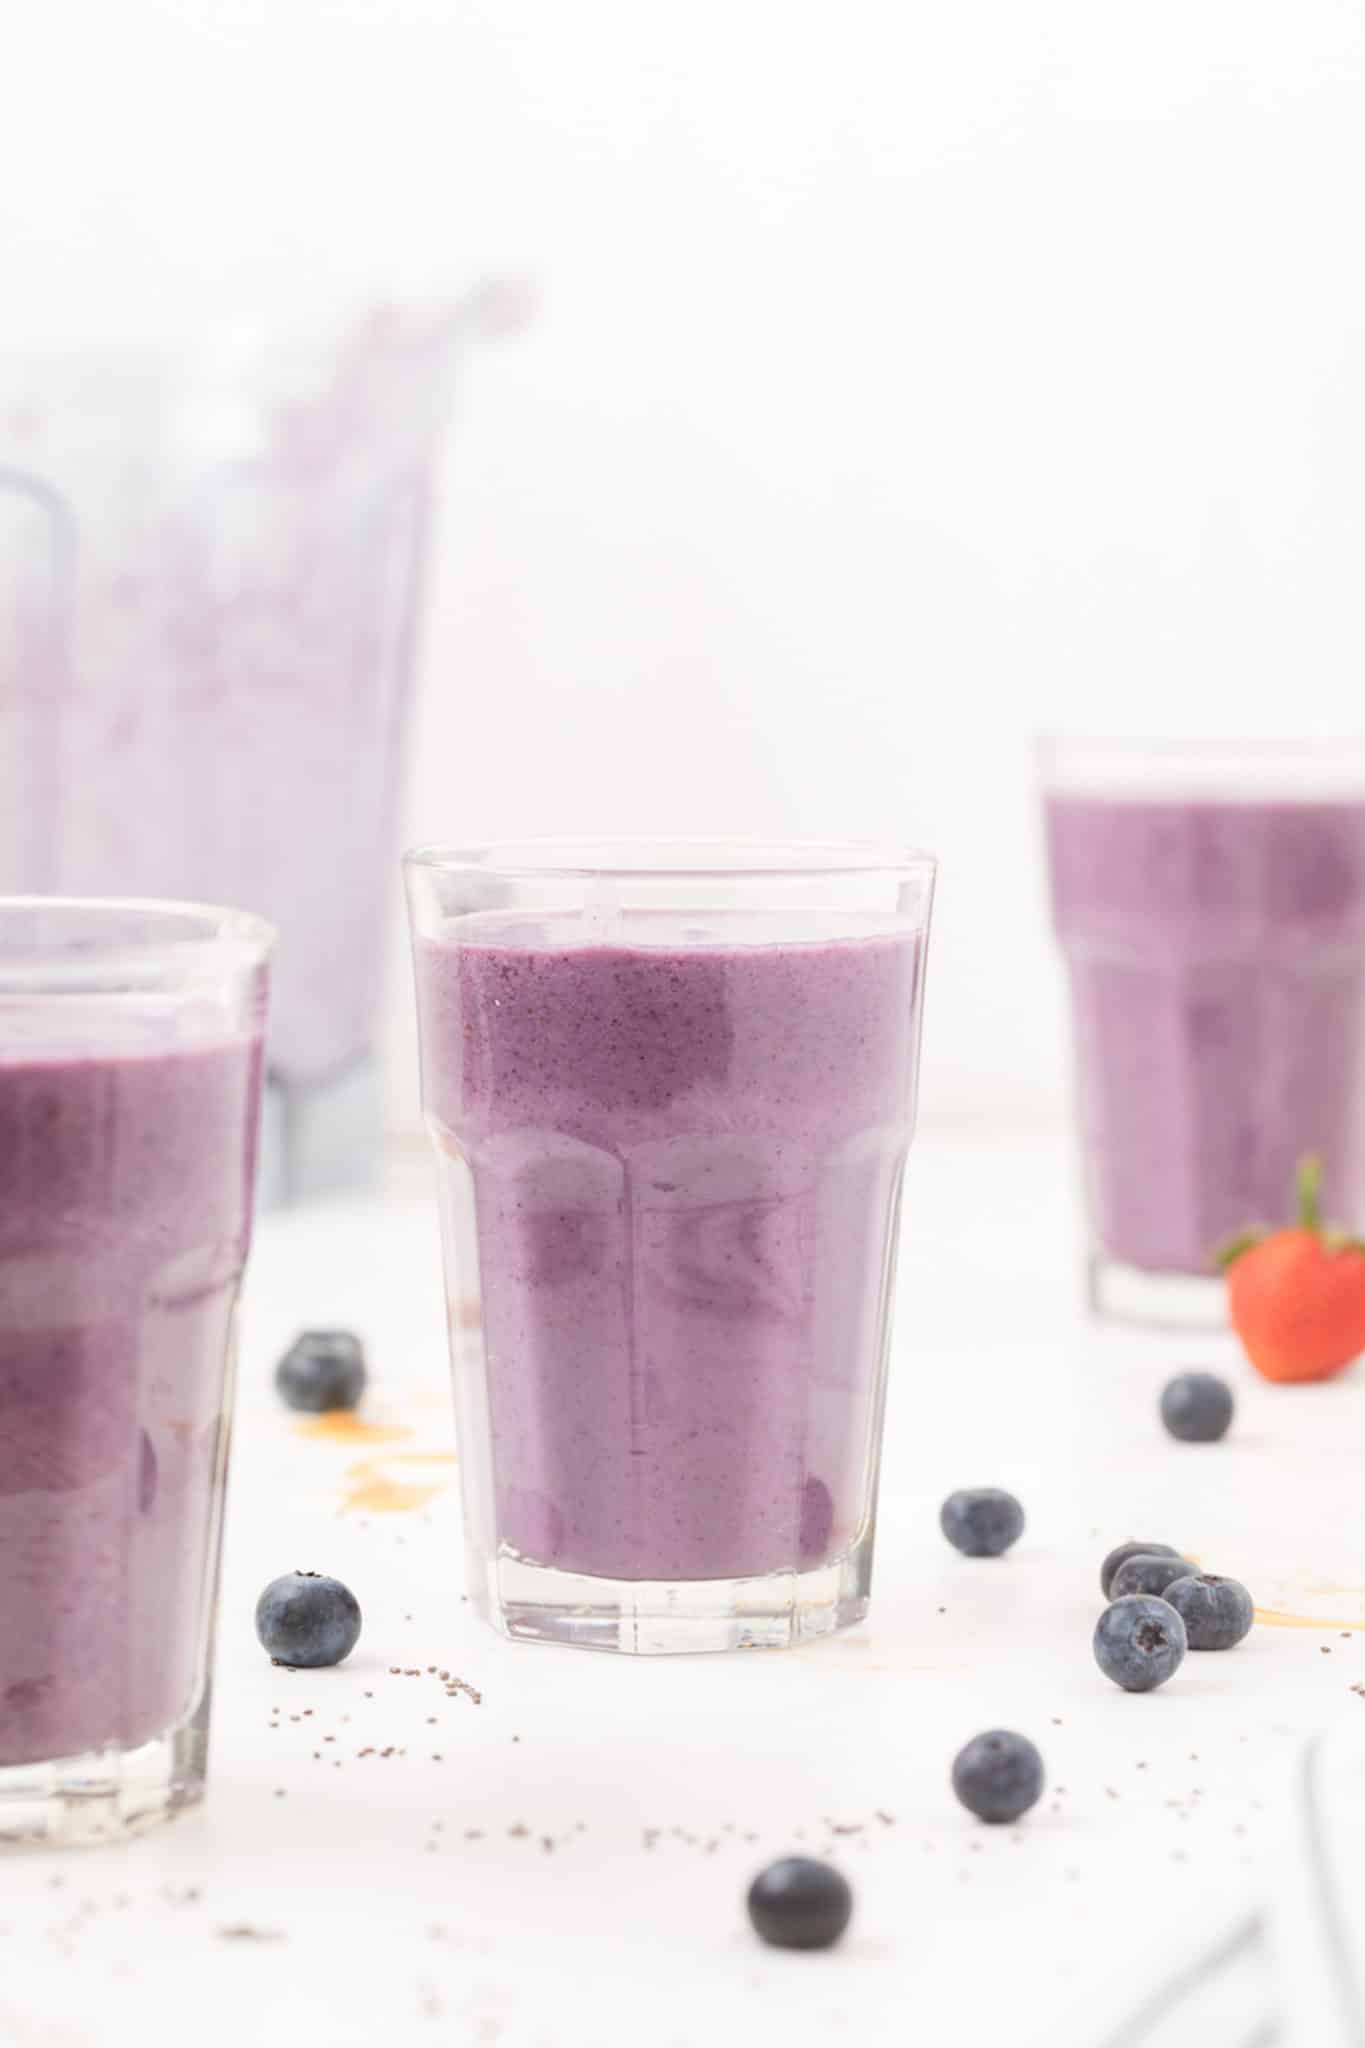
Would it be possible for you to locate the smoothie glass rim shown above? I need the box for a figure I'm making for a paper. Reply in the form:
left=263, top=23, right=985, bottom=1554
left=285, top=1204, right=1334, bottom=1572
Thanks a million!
left=0, top=895, right=277, bottom=989
left=404, top=837, right=937, bottom=883
left=0, top=894, right=277, bottom=945
left=1037, top=732, right=1365, bottom=796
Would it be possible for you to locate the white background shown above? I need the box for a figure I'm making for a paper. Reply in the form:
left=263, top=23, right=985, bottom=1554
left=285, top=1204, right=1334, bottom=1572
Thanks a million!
left=6, top=0, right=1365, bottom=1136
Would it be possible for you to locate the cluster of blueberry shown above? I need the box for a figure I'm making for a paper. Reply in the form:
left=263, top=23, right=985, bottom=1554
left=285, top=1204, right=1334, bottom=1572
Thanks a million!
left=1094, top=1543, right=1253, bottom=1691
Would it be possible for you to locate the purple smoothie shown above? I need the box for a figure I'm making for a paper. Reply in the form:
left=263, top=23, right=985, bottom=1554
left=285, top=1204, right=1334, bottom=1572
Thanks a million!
left=0, top=1022, right=262, bottom=1768
left=1046, top=794, right=1365, bottom=1274
left=415, top=914, right=924, bottom=1583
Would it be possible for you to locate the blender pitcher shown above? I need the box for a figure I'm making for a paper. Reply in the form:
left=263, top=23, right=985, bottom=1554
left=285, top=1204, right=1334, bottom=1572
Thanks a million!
left=0, top=290, right=508, bottom=1200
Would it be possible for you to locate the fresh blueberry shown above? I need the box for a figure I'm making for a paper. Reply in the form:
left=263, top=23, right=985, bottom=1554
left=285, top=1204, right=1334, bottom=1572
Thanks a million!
left=255, top=1572, right=362, bottom=1668
left=275, top=1331, right=367, bottom=1413
left=1094, top=1595, right=1188, bottom=1692
left=1161, top=1372, right=1234, bottom=1444
left=1100, top=1540, right=1184, bottom=1600
left=1110, top=1552, right=1198, bottom=1601
left=1163, top=1573, right=1255, bottom=1651
left=951, top=1730, right=1045, bottom=1824
left=747, top=1857, right=853, bottom=1951
left=940, top=1488, right=1025, bottom=1558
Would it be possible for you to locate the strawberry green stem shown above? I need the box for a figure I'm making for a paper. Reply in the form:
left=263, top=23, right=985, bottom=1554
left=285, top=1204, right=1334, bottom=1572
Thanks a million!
left=1297, top=1154, right=1323, bottom=1233
left=1215, top=1228, right=1264, bottom=1271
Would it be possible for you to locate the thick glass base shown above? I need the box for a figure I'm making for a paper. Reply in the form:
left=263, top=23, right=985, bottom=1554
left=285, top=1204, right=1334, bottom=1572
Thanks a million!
left=474, top=1534, right=874, bottom=1654
left=0, top=1710, right=207, bottom=1850
left=1089, top=1254, right=1228, bottom=1331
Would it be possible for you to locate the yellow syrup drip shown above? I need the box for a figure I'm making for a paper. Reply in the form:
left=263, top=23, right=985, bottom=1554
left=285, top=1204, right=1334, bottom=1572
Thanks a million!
left=1255, top=1608, right=1361, bottom=1631
left=294, top=1414, right=413, bottom=1447
left=341, top=1450, right=458, bottom=1515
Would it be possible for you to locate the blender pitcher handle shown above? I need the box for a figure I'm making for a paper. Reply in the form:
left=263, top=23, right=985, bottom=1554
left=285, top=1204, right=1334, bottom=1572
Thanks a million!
left=0, top=466, right=76, bottom=892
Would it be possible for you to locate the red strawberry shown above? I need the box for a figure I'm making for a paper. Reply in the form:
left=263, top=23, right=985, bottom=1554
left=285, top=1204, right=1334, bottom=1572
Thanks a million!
left=1220, top=1157, right=1365, bottom=1383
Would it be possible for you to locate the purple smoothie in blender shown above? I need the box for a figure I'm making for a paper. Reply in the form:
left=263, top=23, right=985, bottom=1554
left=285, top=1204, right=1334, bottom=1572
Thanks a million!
left=0, top=292, right=507, bottom=1199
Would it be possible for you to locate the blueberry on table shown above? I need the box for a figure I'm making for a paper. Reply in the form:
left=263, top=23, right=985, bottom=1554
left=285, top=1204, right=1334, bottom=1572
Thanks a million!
left=951, top=1730, right=1044, bottom=1824
left=1161, top=1372, right=1234, bottom=1444
left=1110, top=1552, right=1198, bottom=1601
left=1100, top=1540, right=1184, bottom=1599
left=1163, top=1573, right=1255, bottom=1651
left=747, top=1858, right=853, bottom=1951
left=940, top=1488, right=1025, bottom=1557
left=1094, top=1595, right=1187, bottom=1692
left=255, top=1572, right=362, bottom=1668
left=275, top=1331, right=367, bottom=1413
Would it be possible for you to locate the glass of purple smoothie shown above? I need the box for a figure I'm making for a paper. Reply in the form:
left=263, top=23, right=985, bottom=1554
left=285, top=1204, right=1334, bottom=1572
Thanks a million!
left=0, top=898, right=271, bottom=1845
left=1042, top=737, right=1365, bottom=1326
left=406, top=840, right=936, bottom=1654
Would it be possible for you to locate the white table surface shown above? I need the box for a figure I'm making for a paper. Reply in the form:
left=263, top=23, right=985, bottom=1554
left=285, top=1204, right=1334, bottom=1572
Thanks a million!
left=6, top=1131, right=1364, bottom=2048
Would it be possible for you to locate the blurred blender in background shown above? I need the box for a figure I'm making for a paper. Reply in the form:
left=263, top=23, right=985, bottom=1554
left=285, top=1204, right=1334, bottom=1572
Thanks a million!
left=0, top=283, right=524, bottom=1203
left=1041, top=737, right=1365, bottom=1327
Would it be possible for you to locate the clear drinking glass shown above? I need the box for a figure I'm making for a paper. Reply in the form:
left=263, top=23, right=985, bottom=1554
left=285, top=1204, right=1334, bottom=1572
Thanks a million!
left=1041, top=737, right=1365, bottom=1326
left=0, top=898, right=272, bottom=1844
left=406, top=840, right=936, bottom=1653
